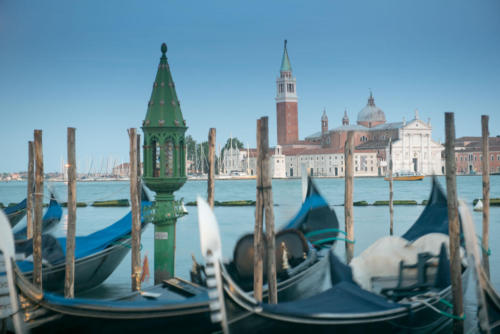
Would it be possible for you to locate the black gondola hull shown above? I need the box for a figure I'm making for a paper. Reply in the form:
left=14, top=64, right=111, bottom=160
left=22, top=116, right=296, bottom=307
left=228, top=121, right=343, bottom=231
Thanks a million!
left=22, top=238, right=132, bottom=292
left=223, top=269, right=469, bottom=334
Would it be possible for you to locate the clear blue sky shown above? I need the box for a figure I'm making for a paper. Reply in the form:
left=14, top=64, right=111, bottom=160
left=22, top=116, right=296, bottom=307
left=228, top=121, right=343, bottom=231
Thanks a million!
left=1, top=0, right=499, bottom=172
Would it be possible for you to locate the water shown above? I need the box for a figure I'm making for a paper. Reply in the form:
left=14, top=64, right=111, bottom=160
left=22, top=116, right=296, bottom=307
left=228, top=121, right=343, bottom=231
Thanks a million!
left=1, top=176, right=499, bottom=299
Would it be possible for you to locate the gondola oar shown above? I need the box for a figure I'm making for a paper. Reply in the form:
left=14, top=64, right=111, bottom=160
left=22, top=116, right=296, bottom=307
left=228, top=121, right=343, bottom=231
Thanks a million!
left=0, top=211, right=25, bottom=333
left=458, top=200, right=491, bottom=332
left=197, top=196, right=229, bottom=334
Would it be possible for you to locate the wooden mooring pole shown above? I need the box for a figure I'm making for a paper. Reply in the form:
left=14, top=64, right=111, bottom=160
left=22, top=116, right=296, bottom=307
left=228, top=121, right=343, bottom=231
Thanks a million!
left=344, top=131, right=354, bottom=264
left=261, top=117, right=277, bottom=304
left=481, top=115, right=490, bottom=278
left=26, top=141, right=34, bottom=239
left=129, top=128, right=141, bottom=292
left=208, top=128, right=216, bottom=208
left=389, top=138, right=394, bottom=236
left=444, top=112, right=464, bottom=333
left=33, top=130, right=43, bottom=288
left=253, top=119, right=264, bottom=302
left=64, top=127, right=76, bottom=298
left=136, top=134, right=141, bottom=211
left=253, top=117, right=277, bottom=304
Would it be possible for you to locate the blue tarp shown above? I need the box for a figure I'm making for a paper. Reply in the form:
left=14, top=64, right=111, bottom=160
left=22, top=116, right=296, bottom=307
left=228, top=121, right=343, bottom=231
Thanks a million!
left=402, top=177, right=450, bottom=241
left=16, top=201, right=152, bottom=272
left=282, top=177, right=340, bottom=247
left=3, top=198, right=27, bottom=215
left=14, top=197, right=63, bottom=238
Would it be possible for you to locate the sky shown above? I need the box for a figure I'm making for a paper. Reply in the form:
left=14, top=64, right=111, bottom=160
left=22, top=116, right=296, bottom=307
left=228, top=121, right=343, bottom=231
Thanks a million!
left=1, top=0, right=499, bottom=173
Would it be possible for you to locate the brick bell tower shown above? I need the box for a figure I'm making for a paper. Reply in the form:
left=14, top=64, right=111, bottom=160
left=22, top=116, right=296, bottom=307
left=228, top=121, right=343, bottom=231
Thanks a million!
left=276, top=40, right=298, bottom=146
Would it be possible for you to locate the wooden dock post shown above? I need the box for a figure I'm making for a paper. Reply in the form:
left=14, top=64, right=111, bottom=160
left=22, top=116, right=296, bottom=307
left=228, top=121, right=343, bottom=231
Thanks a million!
left=136, top=134, right=141, bottom=210
left=129, top=128, right=141, bottom=292
left=26, top=141, right=34, bottom=239
left=207, top=128, right=216, bottom=208
left=64, top=127, right=76, bottom=298
left=444, top=112, right=464, bottom=333
left=33, top=130, right=43, bottom=288
left=344, top=131, right=354, bottom=264
left=253, top=119, right=265, bottom=302
left=481, top=115, right=490, bottom=278
left=389, top=138, right=394, bottom=236
left=261, top=117, right=277, bottom=304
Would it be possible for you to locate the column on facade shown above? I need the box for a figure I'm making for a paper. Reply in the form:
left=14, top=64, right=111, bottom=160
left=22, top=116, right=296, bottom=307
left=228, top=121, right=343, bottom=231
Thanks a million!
left=401, top=129, right=405, bottom=171
left=427, top=134, right=431, bottom=173
left=420, top=133, right=424, bottom=174
left=408, top=133, right=412, bottom=172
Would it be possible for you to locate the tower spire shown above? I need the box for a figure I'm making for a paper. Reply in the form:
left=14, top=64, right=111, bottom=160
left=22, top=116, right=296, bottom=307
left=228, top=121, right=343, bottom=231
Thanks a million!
left=342, top=109, right=349, bottom=126
left=144, top=43, right=185, bottom=128
left=276, top=40, right=298, bottom=146
left=280, top=39, right=292, bottom=72
left=368, top=90, right=375, bottom=106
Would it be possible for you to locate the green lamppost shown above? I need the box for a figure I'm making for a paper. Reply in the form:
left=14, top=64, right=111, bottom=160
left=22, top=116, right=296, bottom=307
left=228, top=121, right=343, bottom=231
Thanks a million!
left=142, top=43, right=187, bottom=284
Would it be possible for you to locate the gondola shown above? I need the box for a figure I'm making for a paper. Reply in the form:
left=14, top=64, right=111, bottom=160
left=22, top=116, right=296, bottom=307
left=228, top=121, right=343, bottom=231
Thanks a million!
left=194, top=176, right=341, bottom=302
left=13, top=191, right=63, bottom=239
left=0, top=178, right=338, bottom=333
left=10, top=198, right=153, bottom=293
left=459, top=199, right=500, bottom=334
left=3, top=198, right=27, bottom=227
left=0, top=210, right=220, bottom=334
left=198, top=177, right=470, bottom=333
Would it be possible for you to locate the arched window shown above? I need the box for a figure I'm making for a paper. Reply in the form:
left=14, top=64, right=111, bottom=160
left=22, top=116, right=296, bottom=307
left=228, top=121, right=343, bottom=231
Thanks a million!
left=153, top=140, right=161, bottom=177
left=165, top=139, right=174, bottom=176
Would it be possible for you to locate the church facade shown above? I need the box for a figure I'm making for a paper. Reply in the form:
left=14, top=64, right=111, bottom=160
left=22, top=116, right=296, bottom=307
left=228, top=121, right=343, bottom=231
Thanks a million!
left=234, top=41, right=444, bottom=178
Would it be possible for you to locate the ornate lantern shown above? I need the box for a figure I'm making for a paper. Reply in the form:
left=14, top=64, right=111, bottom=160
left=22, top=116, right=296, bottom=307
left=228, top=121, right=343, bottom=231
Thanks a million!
left=142, top=43, right=187, bottom=283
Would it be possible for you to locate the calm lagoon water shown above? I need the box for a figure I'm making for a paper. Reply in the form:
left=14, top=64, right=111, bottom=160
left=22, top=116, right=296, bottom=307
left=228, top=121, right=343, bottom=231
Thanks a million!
left=1, top=175, right=499, bottom=299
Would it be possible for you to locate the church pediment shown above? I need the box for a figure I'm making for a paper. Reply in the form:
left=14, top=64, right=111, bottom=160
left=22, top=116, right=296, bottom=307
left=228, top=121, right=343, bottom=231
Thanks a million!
left=403, top=119, right=431, bottom=130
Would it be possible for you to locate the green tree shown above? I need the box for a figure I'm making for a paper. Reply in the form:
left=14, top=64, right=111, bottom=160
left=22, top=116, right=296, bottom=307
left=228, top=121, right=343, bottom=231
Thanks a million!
left=223, top=137, right=244, bottom=150
left=185, top=135, right=196, bottom=161
left=221, top=137, right=244, bottom=163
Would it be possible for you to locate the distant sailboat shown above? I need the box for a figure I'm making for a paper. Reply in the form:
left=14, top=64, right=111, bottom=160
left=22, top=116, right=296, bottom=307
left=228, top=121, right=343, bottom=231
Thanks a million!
left=474, top=199, right=483, bottom=211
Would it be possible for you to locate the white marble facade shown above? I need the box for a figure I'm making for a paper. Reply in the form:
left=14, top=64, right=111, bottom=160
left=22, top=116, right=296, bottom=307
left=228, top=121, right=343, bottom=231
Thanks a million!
left=388, top=117, right=444, bottom=175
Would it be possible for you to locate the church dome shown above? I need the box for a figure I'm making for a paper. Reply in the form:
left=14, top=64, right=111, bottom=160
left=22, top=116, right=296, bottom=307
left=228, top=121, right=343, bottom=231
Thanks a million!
left=357, top=92, right=386, bottom=127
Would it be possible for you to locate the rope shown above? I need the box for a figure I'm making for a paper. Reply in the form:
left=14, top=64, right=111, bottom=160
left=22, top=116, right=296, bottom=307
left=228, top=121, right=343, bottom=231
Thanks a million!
left=402, top=293, right=465, bottom=321
left=312, top=236, right=355, bottom=246
left=476, top=235, right=492, bottom=256
left=110, top=241, right=143, bottom=250
left=419, top=299, right=465, bottom=321
left=305, top=228, right=347, bottom=237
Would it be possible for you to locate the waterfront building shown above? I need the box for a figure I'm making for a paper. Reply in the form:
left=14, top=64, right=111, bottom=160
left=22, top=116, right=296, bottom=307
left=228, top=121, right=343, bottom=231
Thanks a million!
left=222, top=146, right=249, bottom=175
left=227, top=41, right=445, bottom=179
left=305, top=96, right=444, bottom=176
left=455, top=136, right=500, bottom=175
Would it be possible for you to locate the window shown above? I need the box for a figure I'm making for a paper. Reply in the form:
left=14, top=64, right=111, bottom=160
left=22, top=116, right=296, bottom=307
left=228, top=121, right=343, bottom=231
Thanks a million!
left=165, top=140, right=173, bottom=176
left=153, top=140, right=161, bottom=177
left=492, top=155, right=495, bottom=161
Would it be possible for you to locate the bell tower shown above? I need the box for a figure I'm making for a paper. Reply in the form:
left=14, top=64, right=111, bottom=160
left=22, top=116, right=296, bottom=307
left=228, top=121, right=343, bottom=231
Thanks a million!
left=276, top=40, right=298, bottom=146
